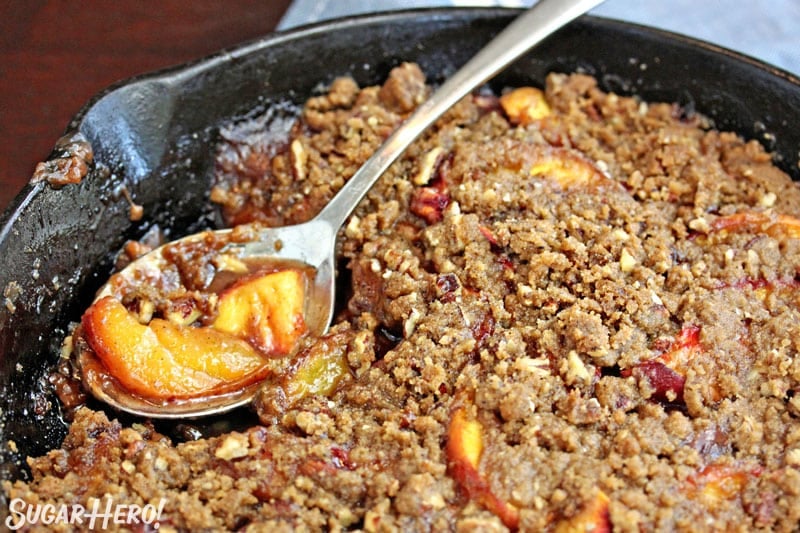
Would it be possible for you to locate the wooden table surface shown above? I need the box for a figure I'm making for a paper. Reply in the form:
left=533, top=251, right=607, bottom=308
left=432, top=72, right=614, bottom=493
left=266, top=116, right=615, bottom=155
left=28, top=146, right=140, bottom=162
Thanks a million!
left=0, top=0, right=293, bottom=213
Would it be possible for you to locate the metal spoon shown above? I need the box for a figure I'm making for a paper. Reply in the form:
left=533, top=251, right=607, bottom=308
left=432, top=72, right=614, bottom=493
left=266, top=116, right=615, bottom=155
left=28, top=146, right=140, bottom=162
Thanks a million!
left=82, top=0, right=605, bottom=418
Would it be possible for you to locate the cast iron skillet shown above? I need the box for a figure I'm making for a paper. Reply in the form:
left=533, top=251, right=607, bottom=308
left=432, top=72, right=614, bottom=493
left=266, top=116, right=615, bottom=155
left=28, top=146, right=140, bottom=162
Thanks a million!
left=1, top=8, right=799, bottom=484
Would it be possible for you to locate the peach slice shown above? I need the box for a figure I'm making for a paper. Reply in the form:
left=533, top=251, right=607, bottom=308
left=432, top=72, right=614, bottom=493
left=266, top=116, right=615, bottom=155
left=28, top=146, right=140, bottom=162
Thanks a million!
left=447, top=407, right=483, bottom=469
left=280, top=331, right=351, bottom=407
left=710, top=211, right=800, bottom=239
left=624, top=324, right=704, bottom=404
left=529, top=147, right=611, bottom=190
left=82, top=296, right=268, bottom=399
left=687, top=463, right=762, bottom=507
left=554, top=491, right=611, bottom=533
left=446, top=406, right=520, bottom=530
left=715, top=277, right=800, bottom=309
left=213, top=269, right=307, bottom=355
left=500, top=86, right=551, bottom=125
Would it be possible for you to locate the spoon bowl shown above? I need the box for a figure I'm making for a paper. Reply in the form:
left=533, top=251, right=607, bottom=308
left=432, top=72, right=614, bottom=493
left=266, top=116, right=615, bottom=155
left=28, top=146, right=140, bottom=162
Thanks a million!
left=83, top=220, right=337, bottom=419
left=79, top=0, right=605, bottom=418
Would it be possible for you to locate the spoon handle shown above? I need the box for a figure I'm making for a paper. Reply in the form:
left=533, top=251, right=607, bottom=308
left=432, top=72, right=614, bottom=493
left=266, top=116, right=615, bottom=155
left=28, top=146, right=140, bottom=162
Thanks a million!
left=315, top=0, right=605, bottom=229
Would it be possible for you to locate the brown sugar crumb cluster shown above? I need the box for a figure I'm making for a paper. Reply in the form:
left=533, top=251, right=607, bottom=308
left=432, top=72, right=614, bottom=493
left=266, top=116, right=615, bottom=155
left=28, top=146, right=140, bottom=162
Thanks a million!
left=6, top=62, right=800, bottom=532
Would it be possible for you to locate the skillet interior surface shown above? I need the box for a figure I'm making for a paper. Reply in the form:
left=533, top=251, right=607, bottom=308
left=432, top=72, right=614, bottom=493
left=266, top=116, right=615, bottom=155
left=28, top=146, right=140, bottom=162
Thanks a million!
left=1, top=8, right=799, bottom=483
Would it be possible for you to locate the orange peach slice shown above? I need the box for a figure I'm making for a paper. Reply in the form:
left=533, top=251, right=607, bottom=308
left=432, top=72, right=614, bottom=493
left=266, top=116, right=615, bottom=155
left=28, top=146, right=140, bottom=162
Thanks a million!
left=687, top=463, right=762, bottom=507
left=213, top=269, right=307, bottom=355
left=554, top=491, right=611, bottom=533
left=710, top=212, right=800, bottom=239
left=447, top=406, right=520, bottom=530
left=500, top=86, right=551, bottom=125
left=529, top=148, right=611, bottom=190
left=82, top=296, right=268, bottom=399
left=447, top=407, right=484, bottom=469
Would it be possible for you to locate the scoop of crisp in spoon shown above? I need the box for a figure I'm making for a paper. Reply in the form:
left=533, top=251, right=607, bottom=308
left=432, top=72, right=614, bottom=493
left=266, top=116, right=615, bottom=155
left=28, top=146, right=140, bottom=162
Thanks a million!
left=76, top=0, right=605, bottom=418
left=78, top=222, right=334, bottom=418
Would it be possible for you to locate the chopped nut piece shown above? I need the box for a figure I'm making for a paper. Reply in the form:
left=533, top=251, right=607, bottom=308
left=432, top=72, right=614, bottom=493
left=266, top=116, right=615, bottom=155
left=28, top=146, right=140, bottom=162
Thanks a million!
left=688, top=217, right=711, bottom=233
left=759, top=191, right=777, bottom=207
left=565, top=351, right=591, bottom=385
left=786, top=448, right=800, bottom=466
left=412, top=147, right=444, bottom=185
left=291, top=139, right=307, bottom=181
left=212, top=253, right=249, bottom=274
left=619, top=248, right=636, bottom=272
left=515, top=356, right=550, bottom=376
left=611, top=228, right=630, bottom=241
left=215, top=433, right=250, bottom=460
left=404, top=308, right=422, bottom=337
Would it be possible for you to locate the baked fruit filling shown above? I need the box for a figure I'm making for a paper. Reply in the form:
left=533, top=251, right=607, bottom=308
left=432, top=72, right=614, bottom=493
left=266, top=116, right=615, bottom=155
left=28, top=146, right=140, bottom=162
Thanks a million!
left=82, top=295, right=270, bottom=399
left=78, top=252, right=309, bottom=401
left=9, top=62, right=800, bottom=531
